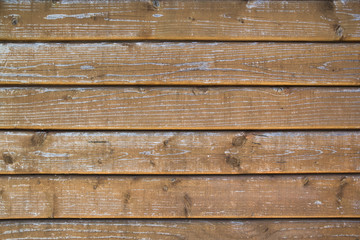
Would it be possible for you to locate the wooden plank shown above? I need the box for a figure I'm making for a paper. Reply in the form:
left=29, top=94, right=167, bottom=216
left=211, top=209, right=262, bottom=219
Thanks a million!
left=1, top=219, right=360, bottom=240
left=0, top=175, right=359, bottom=218
left=1, top=131, right=359, bottom=174
left=1, top=87, right=360, bottom=130
left=1, top=42, right=360, bottom=86
left=0, top=0, right=360, bottom=41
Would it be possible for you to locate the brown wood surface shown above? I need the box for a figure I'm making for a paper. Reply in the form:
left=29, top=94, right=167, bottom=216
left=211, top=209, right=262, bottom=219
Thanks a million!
left=1, top=0, right=360, bottom=41
left=0, top=175, right=359, bottom=219
left=1, top=87, right=360, bottom=130
left=1, top=219, right=360, bottom=240
left=1, top=42, right=360, bottom=86
left=1, top=0, right=360, bottom=235
left=1, top=131, right=359, bottom=174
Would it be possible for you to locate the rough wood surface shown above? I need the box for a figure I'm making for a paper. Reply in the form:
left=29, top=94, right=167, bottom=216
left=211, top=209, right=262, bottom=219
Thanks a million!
left=1, top=0, right=359, bottom=41
left=1, top=87, right=360, bottom=130
left=1, top=131, right=359, bottom=174
left=1, top=219, right=360, bottom=240
left=0, top=175, right=359, bottom=219
left=1, top=42, right=360, bottom=86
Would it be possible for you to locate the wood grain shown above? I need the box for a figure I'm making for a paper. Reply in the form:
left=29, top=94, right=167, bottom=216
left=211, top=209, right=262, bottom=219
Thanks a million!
left=1, top=131, right=359, bottom=174
left=1, top=42, right=360, bottom=86
left=0, top=175, right=359, bottom=219
left=1, top=219, right=360, bottom=240
left=1, top=0, right=359, bottom=41
left=1, top=87, right=360, bottom=130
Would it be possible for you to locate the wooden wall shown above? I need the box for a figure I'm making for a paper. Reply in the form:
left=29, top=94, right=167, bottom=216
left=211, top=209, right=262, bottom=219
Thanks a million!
left=0, top=0, right=360, bottom=239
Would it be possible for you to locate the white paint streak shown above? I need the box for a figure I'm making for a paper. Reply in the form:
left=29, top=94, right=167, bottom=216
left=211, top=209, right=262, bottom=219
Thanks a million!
left=246, top=0, right=264, bottom=9
left=33, top=151, right=70, bottom=158
left=80, top=65, right=95, bottom=70
left=44, top=13, right=105, bottom=20
left=152, top=14, right=163, bottom=18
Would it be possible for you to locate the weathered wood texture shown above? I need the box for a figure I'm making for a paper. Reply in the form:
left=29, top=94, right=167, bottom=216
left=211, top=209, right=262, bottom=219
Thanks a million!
left=0, top=0, right=359, bottom=41
left=1, top=219, right=360, bottom=240
left=1, top=42, right=360, bottom=86
left=1, top=87, right=360, bottom=130
left=1, top=131, right=359, bottom=174
left=0, top=175, right=358, bottom=218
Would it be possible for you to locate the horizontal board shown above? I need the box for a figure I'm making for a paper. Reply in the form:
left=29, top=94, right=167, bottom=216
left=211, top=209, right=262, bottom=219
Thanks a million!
left=0, top=175, right=359, bottom=218
left=1, top=42, right=360, bottom=86
left=1, top=0, right=360, bottom=41
left=1, top=219, right=360, bottom=240
left=1, top=131, right=360, bottom=174
left=1, top=87, right=360, bottom=130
